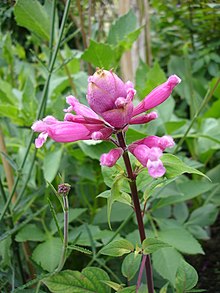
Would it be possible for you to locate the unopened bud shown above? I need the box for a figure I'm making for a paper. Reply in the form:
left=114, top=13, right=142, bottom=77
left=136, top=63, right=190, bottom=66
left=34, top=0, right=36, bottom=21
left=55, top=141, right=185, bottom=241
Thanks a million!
left=58, top=183, right=71, bottom=197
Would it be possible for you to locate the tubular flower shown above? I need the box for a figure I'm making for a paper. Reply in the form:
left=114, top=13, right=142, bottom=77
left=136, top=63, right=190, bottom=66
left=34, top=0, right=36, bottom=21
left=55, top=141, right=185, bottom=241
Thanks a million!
left=132, top=75, right=181, bottom=117
left=31, top=116, right=111, bottom=148
left=100, top=148, right=123, bottom=167
left=31, top=68, right=181, bottom=178
left=128, top=135, right=175, bottom=178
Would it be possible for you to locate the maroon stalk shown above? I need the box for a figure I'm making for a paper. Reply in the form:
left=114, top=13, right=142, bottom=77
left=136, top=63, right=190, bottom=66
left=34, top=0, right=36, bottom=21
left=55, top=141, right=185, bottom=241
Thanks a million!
left=116, top=132, right=154, bottom=293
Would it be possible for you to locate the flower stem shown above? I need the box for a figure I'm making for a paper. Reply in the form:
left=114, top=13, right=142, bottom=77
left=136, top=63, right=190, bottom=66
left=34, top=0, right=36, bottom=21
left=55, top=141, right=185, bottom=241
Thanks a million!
left=116, top=132, right=154, bottom=293
left=55, top=194, right=69, bottom=272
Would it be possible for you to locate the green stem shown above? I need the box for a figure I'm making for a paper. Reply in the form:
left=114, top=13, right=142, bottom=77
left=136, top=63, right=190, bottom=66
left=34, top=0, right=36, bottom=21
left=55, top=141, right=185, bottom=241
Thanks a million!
left=174, top=77, right=220, bottom=154
left=0, top=0, right=71, bottom=222
left=116, top=132, right=154, bottom=293
left=55, top=195, right=69, bottom=272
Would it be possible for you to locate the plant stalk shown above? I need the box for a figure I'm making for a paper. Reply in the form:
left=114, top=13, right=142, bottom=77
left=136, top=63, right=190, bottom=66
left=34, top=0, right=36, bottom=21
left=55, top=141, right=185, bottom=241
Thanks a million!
left=55, top=194, right=69, bottom=272
left=116, top=132, right=154, bottom=293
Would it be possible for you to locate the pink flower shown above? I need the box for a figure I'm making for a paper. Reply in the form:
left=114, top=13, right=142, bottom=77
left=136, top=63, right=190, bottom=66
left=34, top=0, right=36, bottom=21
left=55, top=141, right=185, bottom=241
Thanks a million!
left=32, top=116, right=111, bottom=148
left=100, top=148, right=123, bottom=167
left=132, top=75, right=181, bottom=117
left=128, top=135, right=174, bottom=178
left=87, top=69, right=135, bottom=128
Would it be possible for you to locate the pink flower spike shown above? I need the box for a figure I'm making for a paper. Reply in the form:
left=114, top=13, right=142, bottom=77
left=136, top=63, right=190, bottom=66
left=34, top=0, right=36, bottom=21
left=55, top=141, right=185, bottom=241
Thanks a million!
left=100, top=148, right=123, bottom=167
left=129, top=112, right=158, bottom=125
left=147, top=159, right=166, bottom=178
left=133, top=75, right=181, bottom=116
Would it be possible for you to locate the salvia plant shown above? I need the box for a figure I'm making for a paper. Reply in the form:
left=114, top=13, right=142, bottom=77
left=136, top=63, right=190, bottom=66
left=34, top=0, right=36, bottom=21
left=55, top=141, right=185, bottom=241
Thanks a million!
left=31, top=69, right=183, bottom=292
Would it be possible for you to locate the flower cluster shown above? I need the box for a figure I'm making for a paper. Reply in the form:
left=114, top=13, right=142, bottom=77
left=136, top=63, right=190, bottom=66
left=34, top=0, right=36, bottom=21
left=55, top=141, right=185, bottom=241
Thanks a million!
left=32, top=69, right=181, bottom=178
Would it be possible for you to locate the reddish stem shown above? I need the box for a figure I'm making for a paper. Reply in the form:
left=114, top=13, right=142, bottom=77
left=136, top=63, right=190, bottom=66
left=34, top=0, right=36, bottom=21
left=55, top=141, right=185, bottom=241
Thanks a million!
left=116, top=132, right=154, bottom=293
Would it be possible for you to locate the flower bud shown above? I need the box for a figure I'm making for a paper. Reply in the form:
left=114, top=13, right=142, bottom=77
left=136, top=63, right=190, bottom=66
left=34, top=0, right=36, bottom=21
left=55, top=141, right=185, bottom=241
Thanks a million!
left=100, top=148, right=123, bottom=167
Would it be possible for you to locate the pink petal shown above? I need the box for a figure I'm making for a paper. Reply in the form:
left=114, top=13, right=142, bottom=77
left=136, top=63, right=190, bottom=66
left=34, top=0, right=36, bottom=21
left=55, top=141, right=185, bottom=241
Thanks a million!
left=35, top=132, right=48, bottom=148
left=100, top=148, right=123, bottom=167
left=101, top=102, right=134, bottom=128
left=132, top=145, right=150, bottom=167
left=65, top=95, right=100, bottom=119
left=129, top=112, right=158, bottom=125
left=133, top=75, right=181, bottom=116
left=147, top=159, right=166, bottom=178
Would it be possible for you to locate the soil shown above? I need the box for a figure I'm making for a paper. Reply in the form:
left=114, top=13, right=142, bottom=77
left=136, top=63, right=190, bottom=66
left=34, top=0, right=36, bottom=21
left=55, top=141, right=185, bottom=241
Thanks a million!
left=187, top=216, right=220, bottom=292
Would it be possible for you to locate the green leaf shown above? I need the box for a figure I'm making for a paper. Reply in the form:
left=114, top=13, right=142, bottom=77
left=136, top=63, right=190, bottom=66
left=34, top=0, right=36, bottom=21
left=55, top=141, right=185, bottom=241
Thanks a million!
left=107, top=176, right=131, bottom=229
left=32, top=237, right=62, bottom=272
left=158, top=227, right=204, bottom=255
left=107, top=10, right=137, bottom=45
left=159, top=283, right=169, bottom=293
left=67, top=245, right=92, bottom=255
left=121, top=253, right=142, bottom=281
left=102, top=280, right=124, bottom=291
left=175, top=260, right=198, bottom=293
left=142, top=238, right=171, bottom=254
left=186, top=204, right=218, bottom=227
left=162, top=154, right=209, bottom=179
left=118, top=286, right=136, bottom=293
left=79, top=141, right=113, bottom=160
left=0, top=236, right=11, bottom=269
left=82, top=40, right=116, bottom=69
left=43, top=148, right=63, bottom=183
left=153, top=247, right=182, bottom=285
left=14, top=0, right=50, bottom=40
left=15, top=224, right=46, bottom=242
left=44, top=267, right=110, bottom=293
left=100, top=239, right=134, bottom=257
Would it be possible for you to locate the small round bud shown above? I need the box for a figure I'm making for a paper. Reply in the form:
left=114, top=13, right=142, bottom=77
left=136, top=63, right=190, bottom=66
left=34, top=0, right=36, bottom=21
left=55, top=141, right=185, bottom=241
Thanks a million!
left=58, top=183, right=71, bottom=197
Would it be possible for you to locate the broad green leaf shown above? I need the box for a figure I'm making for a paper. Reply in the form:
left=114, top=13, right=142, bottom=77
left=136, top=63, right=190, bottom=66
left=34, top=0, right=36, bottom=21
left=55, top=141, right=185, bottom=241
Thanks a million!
left=79, top=141, right=112, bottom=160
left=15, top=224, right=46, bottom=242
left=32, top=237, right=62, bottom=272
left=0, top=236, right=11, bottom=269
left=93, top=202, right=132, bottom=225
left=142, top=238, right=171, bottom=254
left=100, top=239, right=134, bottom=257
left=107, top=10, right=137, bottom=46
left=43, top=148, right=63, bottom=183
left=82, top=40, right=116, bottom=69
left=153, top=247, right=182, bottom=285
left=158, top=227, right=204, bottom=255
left=187, top=225, right=209, bottom=240
left=173, top=202, right=189, bottom=224
left=186, top=204, right=218, bottom=227
left=121, top=253, right=142, bottom=281
left=14, top=0, right=50, bottom=40
left=44, top=267, right=110, bottom=293
left=107, top=176, right=131, bottom=228
left=162, top=154, right=209, bottom=179
left=175, top=260, right=198, bottom=293
left=153, top=181, right=215, bottom=209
